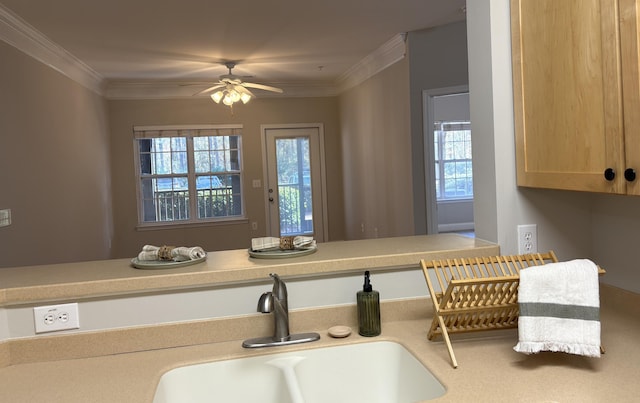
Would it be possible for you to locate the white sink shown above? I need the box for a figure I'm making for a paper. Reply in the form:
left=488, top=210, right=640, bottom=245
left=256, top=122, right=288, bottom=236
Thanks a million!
left=153, top=341, right=446, bottom=403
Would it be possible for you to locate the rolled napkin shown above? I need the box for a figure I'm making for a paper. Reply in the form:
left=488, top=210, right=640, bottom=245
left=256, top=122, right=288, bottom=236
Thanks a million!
left=137, top=245, right=206, bottom=262
left=251, top=236, right=316, bottom=252
left=513, top=259, right=601, bottom=357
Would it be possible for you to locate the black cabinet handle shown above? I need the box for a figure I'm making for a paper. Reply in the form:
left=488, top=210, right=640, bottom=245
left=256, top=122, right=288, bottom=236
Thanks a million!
left=625, top=168, right=636, bottom=182
left=604, top=168, right=616, bottom=181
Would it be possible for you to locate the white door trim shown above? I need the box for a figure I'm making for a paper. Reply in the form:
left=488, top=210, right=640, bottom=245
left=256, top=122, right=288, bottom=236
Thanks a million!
left=422, top=85, right=470, bottom=235
left=260, top=123, right=329, bottom=241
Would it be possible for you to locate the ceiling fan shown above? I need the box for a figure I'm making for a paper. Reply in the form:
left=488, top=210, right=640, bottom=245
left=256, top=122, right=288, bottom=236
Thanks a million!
left=195, top=62, right=283, bottom=107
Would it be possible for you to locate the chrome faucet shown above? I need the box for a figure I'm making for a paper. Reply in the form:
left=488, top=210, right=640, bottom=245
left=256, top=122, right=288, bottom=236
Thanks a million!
left=258, top=273, right=290, bottom=340
left=242, top=273, right=320, bottom=348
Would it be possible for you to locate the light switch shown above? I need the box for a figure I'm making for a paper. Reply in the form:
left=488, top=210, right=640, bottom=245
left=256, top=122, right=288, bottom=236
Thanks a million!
left=252, top=179, right=262, bottom=188
left=0, top=209, right=11, bottom=227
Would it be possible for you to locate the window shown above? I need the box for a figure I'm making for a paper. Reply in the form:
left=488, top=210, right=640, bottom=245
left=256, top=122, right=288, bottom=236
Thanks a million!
left=134, top=125, right=244, bottom=226
left=434, top=121, right=473, bottom=200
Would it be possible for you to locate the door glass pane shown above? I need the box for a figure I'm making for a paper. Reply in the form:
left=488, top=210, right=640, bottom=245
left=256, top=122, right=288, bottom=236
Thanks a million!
left=275, top=137, right=313, bottom=236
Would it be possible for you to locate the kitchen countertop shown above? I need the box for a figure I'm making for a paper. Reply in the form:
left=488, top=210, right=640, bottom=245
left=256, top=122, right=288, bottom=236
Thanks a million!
left=0, top=234, right=499, bottom=305
left=0, top=285, right=638, bottom=403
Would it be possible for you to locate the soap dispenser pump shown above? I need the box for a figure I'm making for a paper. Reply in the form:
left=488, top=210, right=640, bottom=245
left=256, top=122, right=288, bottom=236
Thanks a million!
left=357, top=270, right=381, bottom=337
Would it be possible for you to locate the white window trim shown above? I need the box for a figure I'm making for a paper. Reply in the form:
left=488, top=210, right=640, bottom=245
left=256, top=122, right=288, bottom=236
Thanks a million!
left=133, top=124, right=246, bottom=228
left=434, top=120, right=473, bottom=202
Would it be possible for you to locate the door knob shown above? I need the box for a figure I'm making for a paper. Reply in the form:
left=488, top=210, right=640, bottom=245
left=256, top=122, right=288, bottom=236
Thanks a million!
left=604, top=168, right=616, bottom=181
left=625, top=168, right=636, bottom=182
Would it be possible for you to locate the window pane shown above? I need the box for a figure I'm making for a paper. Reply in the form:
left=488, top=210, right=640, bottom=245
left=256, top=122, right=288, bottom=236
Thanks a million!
left=434, top=161, right=441, bottom=199
left=434, top=121, right=473, bottom=200
left=139, top=139, right=152, bottom=175
left=139, top=137, right=188, bottom=175
left=194, top=135, right=240, bottom=173
left=275, top=137, right=313, bottom=236
left=197, top=174, right=242, bottom=218
left=140, top=177, right=189, bottom=222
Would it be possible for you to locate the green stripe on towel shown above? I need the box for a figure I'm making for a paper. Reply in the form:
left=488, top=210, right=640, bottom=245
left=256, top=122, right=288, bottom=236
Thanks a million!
left=519, top=303, right=600, bottom=321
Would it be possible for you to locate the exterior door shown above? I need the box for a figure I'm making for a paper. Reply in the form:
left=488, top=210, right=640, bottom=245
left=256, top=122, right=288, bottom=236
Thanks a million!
left=263, top=125, right=326, bottom=241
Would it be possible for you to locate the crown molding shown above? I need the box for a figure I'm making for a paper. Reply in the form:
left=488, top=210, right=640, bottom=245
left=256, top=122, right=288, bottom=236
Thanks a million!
left=336, top=33, right=407, bottom=92
left=1, top=2, right=404, bottom=100
left=0, top=4, right=105, bottom=95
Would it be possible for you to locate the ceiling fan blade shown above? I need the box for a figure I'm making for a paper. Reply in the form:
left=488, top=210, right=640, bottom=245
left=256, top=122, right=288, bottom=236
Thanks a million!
left=242, top=82, right=284, bottom=93
left=234, top=85, right=255, bottom=97
left=194, top=83, right=225, bottom=95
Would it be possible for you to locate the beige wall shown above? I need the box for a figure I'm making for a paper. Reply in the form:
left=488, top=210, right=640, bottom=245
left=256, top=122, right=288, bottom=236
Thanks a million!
left=339, top=57, right=414, bottom=239
left=107, top=97, right=344, bottom=258
left=336, top=22, right=469, bottom=241
left=0, top=41, right=112, bottom=268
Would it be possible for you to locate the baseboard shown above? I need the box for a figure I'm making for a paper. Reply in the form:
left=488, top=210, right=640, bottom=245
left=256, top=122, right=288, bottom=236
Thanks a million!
left=438, top=222, right=474, bottom=232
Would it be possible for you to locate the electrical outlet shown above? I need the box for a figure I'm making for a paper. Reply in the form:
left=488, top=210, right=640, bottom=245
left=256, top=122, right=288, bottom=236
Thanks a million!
left=517, top=224, right=538, bottom=254
left=33, top=303, right=80, bottom=333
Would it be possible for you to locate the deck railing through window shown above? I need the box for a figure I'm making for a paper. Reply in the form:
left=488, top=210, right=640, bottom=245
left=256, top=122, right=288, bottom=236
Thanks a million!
left=152, top=188, right=236, bottom=221
left=278, top=183, right=313, bottom=236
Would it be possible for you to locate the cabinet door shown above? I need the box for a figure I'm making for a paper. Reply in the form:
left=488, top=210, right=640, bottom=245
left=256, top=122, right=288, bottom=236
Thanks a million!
left=511, top=0, right=626, bottom=193
left=620, top=0, right=640, bottom=195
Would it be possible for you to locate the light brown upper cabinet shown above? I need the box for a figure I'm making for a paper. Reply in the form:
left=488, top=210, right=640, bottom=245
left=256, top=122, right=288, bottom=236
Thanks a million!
left=511, top=0, right=640, bottom=195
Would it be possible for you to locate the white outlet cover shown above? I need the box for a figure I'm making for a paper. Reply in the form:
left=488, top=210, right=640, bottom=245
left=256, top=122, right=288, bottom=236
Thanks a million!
left=0, top=209, right=10, bottom=227
left=517, top=224, right=538, bottom=254
left=34, top=303, right=80, bottom=333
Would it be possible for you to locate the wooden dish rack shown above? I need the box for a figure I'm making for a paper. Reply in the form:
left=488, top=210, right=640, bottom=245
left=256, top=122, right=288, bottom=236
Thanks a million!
left=420, top=251, right=605, bottom=368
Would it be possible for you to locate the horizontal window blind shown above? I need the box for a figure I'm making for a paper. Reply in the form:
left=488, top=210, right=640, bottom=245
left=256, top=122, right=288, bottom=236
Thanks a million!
left=133, top=124, right=242, bottom=139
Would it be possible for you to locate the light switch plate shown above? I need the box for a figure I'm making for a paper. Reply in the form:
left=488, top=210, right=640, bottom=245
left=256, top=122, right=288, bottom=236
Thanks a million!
left=0, top=209, right=10, bottom=227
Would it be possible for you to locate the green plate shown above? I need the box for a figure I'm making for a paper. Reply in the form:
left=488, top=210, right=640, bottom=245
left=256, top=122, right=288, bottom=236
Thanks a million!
left=248, top=246, right=317, bottom=259
left=130, top=255, right=207, bottom=269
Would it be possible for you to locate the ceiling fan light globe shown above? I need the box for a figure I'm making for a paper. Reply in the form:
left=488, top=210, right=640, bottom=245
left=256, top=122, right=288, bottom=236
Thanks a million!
left=211, top=91, right=224, bottom=103
left=240, top=93, right=251, bottom=104
left=222, top=94, right=234, bottom=106
left=230, top=90, right=241, bottom=103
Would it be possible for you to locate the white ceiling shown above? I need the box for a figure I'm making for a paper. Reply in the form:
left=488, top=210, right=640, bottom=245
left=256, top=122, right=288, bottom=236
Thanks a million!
left=0, top=0, right=466, bottom=97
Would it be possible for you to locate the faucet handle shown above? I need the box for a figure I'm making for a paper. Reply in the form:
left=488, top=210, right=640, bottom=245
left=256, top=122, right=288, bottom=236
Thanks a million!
left=269, top=273, right=287, bottom=301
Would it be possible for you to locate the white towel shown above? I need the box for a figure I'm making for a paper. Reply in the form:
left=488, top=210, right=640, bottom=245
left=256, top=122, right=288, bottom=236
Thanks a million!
left=137, top=245, right=206, bottom=262
left=513, top=259, right=601, bottom=357
left=251, top=236, right=316, bottom=252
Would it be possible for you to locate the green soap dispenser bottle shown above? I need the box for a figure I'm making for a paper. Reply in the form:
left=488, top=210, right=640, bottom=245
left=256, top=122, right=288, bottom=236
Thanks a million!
left=357, top=270, right=381, bottom=337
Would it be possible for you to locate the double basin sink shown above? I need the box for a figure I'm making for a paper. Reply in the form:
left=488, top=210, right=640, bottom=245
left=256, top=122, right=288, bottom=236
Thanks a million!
left=153, top=341, right=446, bottom=403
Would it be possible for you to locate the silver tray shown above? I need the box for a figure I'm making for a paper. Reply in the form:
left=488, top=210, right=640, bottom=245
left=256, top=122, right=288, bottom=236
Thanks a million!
left=130, top=255, right=207, bottom=269
left=248, top=246, right=317, bottom=259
